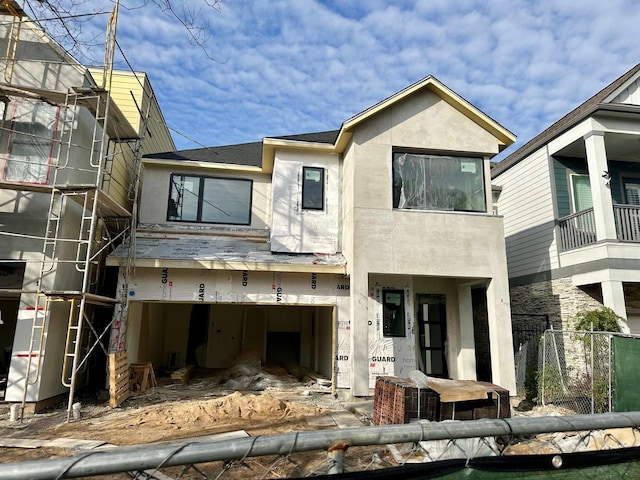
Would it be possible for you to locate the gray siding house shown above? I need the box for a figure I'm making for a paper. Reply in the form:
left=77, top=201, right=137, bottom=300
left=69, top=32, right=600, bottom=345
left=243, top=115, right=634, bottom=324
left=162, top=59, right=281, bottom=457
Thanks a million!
left=493, top=63, right=640, bottom=333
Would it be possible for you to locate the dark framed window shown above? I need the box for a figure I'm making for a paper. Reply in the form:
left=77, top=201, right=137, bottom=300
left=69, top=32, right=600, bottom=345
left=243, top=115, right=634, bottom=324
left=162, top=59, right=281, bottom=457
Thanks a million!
left=392, top=152, right=486, bottom=212
left=382, top=289, right=405, bottom=337
left=167, top=173, right=252, bottom=225
left=302, top=166, right=324, bottom=210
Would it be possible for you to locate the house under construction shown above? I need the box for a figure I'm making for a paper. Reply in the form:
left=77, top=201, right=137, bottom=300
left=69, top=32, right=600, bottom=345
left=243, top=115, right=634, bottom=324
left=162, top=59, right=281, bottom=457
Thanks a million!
left=0, top=2, right=174, bottom=413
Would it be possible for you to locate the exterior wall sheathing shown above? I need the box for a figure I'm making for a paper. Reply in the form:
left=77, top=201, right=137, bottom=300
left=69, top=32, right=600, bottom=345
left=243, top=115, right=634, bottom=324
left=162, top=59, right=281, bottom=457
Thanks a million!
left=111, top=267, right=429, bottom=391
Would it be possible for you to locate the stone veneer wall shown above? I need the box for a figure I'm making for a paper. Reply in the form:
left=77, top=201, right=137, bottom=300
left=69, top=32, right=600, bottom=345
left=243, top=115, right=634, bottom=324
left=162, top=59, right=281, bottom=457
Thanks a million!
left=510, top=277, right=603, bottom=330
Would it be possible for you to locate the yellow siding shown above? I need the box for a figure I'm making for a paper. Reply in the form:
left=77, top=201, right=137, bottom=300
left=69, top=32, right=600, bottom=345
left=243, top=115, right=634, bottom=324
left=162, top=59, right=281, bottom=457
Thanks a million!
left=90, top=69, right=144, bottom=133
left=89, top=69, right=175, bottom=210
left=144, top=94, right=175, bottom=154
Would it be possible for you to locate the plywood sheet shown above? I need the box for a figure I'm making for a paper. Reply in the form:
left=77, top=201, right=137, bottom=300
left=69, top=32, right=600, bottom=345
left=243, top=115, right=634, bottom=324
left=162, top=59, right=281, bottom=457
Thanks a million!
left=426, top=377, right=490, bottom=403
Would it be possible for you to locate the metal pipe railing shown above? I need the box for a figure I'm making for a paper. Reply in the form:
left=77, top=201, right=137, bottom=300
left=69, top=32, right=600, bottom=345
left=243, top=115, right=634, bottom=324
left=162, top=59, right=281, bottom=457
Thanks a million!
left=1, top=412, right=640, bottom=479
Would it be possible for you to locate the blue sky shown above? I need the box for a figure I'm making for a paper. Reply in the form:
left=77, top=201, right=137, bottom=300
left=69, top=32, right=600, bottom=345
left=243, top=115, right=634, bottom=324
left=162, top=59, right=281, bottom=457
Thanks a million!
left=36, top=0, right=640, bottom=161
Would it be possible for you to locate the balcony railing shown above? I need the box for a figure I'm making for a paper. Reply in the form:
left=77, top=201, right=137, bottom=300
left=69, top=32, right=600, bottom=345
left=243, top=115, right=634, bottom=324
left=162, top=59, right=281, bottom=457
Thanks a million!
left=558, top=205, right=640, bottom=251
left=558, top=208, right=596, bottom=251
left=613, top=204, right=640, bottom=243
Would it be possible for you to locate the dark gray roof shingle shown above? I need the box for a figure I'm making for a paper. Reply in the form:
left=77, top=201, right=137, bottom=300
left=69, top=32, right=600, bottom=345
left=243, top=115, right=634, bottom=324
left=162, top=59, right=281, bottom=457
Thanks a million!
left=271, top=130, right=340, bottom=144
left=492, top=62, right=640, bottom=178
left=143, top=130, right=340, bottom=167
left=144, top=141, right=264, bottom=167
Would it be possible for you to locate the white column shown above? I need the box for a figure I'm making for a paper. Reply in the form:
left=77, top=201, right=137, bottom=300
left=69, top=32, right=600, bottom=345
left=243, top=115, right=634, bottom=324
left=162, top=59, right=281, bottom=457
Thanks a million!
left=457, top=285, right=477, bottom=380
left=601, top=280, right=629, bottom=331
left=485, top=277, right=517, bottom=393
left=584, top=132, right=617, bottom=242
left=349, top=268, right=369, bottom=396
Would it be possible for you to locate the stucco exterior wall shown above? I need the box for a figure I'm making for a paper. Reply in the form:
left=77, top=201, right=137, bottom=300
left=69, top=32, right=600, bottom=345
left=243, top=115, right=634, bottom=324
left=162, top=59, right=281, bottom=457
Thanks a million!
left=138, top=163, right=272, bottom=229
left=341, top=88, right=515, bottom=394
left=0, top=15, right=88, bottom=92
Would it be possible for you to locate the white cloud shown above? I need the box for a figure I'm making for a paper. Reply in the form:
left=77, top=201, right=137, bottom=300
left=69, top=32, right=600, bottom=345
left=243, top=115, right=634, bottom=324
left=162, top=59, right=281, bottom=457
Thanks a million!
left=44, top=0, right=640, bottom=159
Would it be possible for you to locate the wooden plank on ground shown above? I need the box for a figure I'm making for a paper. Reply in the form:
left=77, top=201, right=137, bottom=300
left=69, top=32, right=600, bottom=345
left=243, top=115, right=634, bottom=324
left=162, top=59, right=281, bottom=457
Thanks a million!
left=426, top=377, right=490, bottom=403
left=109, top=351, right=129, bottom=408
left=331, top=412, right=363, bottom=429
left=0, top=438, right=44, bottom=449
left=170, top=365, right=194, bottom=383
left=45, top=438, right=108, bottom=450
left=307, top=414, right=337, bottom=427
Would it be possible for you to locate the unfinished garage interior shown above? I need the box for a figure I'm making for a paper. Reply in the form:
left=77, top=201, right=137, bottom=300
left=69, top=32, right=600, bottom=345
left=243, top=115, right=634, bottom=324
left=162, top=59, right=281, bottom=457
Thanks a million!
left=125, top=302, right=335, bottom=381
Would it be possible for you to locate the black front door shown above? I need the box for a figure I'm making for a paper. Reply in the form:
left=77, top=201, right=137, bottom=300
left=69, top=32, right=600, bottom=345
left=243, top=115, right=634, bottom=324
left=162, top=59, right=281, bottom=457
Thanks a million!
left=417, top=294, right=448, bottom=377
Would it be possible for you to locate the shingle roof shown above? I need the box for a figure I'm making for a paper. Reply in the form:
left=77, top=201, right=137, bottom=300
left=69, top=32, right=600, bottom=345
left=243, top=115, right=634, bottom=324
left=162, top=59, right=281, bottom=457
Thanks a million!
left=143, top=130, right=340, bottom=167
left=270, top=130, right=340, bottom=144
left=492, top=62, right=640, bottom=178
left=144, top=141, right=264, bottom=167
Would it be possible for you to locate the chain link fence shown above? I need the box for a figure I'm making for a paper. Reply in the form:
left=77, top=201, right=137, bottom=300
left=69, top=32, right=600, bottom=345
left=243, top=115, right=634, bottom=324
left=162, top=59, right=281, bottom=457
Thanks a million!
left=3, top=413, right=640, bottom=479
left=538, top=330, right=640, bottom=414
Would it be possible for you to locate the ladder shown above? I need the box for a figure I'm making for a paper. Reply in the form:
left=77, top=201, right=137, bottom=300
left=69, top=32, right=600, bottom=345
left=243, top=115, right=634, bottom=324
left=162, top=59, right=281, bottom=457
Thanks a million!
left=19, top=294, right=48, bottom=420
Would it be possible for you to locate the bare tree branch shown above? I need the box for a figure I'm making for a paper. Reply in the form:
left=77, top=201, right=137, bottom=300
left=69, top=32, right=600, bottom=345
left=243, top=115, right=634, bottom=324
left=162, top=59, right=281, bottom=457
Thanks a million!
left=20, top=0, right=223, bottom=64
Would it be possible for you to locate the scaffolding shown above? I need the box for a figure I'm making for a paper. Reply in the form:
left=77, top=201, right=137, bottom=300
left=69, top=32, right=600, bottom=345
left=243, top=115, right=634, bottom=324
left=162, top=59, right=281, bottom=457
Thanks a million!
left=0, top=1, right=145, bottom=420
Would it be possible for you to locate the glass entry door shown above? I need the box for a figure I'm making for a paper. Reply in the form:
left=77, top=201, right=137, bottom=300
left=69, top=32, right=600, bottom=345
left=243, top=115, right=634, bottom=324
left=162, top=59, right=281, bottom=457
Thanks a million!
left=417, top=294, right=448, bottom=377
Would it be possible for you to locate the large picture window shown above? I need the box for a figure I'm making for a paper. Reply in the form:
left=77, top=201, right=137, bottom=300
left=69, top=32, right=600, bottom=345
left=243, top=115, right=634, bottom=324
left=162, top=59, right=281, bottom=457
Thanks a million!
left=168, top=174, right=252, bottom=225
left=302, top=166, right=324, bottom=210
left=392, top=152, right=486, bottom=212
left=1, top=100, right=59, bottom=184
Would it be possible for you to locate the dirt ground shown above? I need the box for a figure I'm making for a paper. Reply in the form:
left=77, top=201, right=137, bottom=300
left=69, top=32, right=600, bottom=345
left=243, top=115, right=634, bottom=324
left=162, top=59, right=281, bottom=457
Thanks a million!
left=0, top=367, right=394, bottom=478
left=2, top=367, right=638, bottom=479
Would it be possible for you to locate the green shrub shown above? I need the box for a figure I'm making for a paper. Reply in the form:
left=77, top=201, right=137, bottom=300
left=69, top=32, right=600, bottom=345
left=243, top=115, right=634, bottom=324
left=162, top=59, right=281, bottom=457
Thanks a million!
left=573, top=307, right=622, bottom=333
left=537, top=365, right=564, bottom=403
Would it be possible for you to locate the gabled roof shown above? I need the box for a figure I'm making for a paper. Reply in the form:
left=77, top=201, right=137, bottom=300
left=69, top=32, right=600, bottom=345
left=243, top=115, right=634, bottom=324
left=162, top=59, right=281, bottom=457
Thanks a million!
left=260, top=75, right=515, bottom=172
left=146, top=75, right=515, bottom=173
left=492, top=62, right=640, bottom=178
left=340, top=75, right=515, bottom=147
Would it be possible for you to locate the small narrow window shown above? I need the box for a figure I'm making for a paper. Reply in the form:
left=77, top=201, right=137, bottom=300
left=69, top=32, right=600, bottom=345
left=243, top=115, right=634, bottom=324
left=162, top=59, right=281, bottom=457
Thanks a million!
left=302, top=166, right=324, bottom=210
left=382, top=289, right=405, bottom=337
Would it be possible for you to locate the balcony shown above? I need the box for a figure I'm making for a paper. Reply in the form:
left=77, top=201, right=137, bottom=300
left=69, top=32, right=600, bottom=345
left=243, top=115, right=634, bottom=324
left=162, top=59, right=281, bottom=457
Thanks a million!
left=558, top=205, right=640, bottom=251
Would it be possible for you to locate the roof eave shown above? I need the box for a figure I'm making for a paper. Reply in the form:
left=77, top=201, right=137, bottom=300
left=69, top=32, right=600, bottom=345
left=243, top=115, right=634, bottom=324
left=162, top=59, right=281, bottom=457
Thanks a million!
left=492, top=103, right=640, bottom=178
left=261, top=137, right=340, bottom=173
left=341, top=75, right=515, bottom=149
left=142, top=157, right=263, bottom=172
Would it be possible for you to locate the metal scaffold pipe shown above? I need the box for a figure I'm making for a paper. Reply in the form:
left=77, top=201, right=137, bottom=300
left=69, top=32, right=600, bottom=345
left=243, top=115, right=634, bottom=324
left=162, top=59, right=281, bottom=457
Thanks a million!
left=0, top=412, right=639, bottom=479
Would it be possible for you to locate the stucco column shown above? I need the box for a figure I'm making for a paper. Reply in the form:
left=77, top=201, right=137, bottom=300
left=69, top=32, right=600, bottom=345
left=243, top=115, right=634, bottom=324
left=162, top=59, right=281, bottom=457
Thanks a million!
left=349, top=268, right=369, bottom=396
left=601, top=280, right=628, bottom=331
left=483, top=157, right=495, bottom=214
left=485, top=277, right=516, bottom=393
left=457, top=285, right=477, bottom=380
left=584, top=132, right=617, bottom=242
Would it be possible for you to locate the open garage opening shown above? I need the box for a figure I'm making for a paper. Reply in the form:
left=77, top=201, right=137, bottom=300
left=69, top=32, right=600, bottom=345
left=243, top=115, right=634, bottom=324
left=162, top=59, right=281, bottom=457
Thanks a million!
left=126, top=302, right=335, bottom=386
